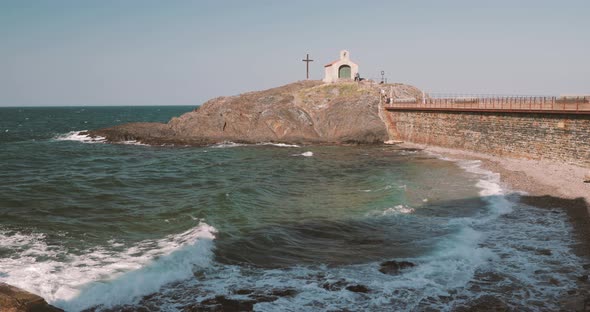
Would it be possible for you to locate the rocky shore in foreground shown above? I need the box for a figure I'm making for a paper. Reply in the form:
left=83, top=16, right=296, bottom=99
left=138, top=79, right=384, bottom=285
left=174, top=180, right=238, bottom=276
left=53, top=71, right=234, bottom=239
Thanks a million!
left=86, top=80, right=422, bottom=146
left=0, top=283, right=63, bottom=312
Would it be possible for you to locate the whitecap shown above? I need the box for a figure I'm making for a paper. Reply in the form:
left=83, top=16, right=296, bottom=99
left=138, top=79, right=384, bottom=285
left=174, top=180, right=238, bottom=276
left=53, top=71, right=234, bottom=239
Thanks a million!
left=211, top=141, right=247, bottom=148
left=54, top=131, right=106, bottom=144
left=256, top=142, right=301, bottom=148
left=120, top=140, right=149, bottom=146
left=295, top=151, right=313, bottom=157
left=0, top=222, right=217, bottom=311
left=367, top=205, right=415, bottom=216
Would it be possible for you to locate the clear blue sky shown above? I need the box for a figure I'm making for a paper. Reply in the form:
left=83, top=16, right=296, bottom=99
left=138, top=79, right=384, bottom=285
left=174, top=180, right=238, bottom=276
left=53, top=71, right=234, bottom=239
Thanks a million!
left=1, top=0, right=588, bottom=106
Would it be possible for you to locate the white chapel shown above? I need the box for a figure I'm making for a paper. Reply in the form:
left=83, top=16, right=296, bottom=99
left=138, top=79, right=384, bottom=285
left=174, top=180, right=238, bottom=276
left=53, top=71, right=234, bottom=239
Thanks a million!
left=323, top=50, right=359, bottom=83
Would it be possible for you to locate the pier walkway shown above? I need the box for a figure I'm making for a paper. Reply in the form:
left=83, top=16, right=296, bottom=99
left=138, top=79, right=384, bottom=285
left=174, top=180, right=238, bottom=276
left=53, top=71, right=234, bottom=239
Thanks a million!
left=384, top=95, right=590, bottom=115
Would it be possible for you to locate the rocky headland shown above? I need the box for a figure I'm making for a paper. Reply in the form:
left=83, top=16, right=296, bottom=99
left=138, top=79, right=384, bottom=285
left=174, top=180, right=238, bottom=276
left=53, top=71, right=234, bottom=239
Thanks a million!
left=86, top=80, right=422, bottom=146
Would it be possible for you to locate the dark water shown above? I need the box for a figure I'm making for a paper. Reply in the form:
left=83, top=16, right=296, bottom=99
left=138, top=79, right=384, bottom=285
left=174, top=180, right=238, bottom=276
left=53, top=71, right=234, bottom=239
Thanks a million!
left=0, top=107, right=585, bottom=311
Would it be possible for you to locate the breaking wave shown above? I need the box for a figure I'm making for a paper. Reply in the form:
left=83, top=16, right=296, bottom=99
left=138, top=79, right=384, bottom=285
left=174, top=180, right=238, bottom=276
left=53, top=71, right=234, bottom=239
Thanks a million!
left=54, top=131, right=106, bottom=143
left=0, top=222, right=216, bottom=311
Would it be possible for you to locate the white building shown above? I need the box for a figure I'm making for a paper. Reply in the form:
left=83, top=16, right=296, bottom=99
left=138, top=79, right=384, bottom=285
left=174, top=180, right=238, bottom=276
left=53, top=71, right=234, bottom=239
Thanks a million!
left=323, top=50, right=359, bottom=83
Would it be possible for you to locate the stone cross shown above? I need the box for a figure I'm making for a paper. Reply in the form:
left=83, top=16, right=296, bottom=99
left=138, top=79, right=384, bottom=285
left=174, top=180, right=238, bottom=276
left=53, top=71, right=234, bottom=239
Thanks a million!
left=302, top=53, right=313, bottom=80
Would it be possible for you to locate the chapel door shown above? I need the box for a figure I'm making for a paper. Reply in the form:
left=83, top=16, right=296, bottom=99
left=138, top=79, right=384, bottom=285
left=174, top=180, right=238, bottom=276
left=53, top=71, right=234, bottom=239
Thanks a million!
left=338, top=65, right=351, bottom=79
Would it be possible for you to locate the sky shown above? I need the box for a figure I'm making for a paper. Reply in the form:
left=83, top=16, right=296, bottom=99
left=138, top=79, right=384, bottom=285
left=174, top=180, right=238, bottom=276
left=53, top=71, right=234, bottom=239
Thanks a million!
left=0, top=0, right=588, bottom=106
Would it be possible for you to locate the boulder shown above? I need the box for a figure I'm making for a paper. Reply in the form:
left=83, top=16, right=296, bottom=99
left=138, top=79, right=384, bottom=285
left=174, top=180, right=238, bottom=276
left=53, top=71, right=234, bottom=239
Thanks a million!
left=379, top=260, right=416, bottom=275
left=89, top=81, right=423, bottom=146
left=0, top=283, right=63, bottom=312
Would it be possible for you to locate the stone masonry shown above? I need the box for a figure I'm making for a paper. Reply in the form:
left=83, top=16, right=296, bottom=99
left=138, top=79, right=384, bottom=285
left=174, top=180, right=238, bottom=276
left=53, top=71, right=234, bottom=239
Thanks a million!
left=385, top=110, right=590, bottom=167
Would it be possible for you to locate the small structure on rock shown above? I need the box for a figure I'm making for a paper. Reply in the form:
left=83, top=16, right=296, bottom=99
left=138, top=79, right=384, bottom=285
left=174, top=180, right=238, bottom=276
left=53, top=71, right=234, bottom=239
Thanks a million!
left=323, top=50, right=359, bottom=83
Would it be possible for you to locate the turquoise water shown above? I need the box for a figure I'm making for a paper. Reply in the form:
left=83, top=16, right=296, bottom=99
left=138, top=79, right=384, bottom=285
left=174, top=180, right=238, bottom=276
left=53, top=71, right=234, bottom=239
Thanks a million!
left=0, top=107, right=585, bottom=311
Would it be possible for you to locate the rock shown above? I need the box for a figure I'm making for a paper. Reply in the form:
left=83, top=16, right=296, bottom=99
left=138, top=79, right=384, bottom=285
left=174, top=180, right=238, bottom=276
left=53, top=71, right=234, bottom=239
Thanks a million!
left=379, top=260, right=416, bottom=275
left=345, top=284, right=370, bottom=293
left=248, top=294, right=278, bottom=304
left=0, top=283, right=64, bottom=312
left=322, top=279, right=348, bottom=291
left=558, top=292, right=590, bottom=312
left=269, top=288, right=298, bottom=298
left=535, top=248, right=552, bottom=256
left=453, top=295, right=511, bottom=312
left=579, top=274, right=589, bottom=282
left=88, top=81, right=423, bottom=146
left=233, top=289, right=254, bottom=295
left=197, top=295, right=256, bottom=312
left=584, top=172, right=590, bottom=183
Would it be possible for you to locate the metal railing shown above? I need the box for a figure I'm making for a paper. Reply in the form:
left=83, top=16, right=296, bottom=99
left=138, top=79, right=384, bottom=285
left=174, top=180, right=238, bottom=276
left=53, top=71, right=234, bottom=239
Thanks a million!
left=385, top=95, right=590, bottom=113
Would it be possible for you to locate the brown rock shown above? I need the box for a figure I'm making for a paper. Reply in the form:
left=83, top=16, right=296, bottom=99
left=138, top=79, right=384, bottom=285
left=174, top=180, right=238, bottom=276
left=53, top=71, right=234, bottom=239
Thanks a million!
left=89, top=81, right=423, bottom=146
left=269, top=288, right=298, bottom=298
left=535, top=248, right=552, bottom=256
left=0, top=283, right=63, bottom=312
left=345, top=284, right=370, bottom=293
left=322, top=279, right=348, bottom=291
left=197, top=295, right=256, bottom=312
left=379, top=260, right=416, bottom=275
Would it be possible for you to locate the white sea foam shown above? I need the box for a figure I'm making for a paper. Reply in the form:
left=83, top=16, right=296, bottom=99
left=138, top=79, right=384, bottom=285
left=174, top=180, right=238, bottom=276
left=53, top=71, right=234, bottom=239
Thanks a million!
left=120, top=140, right=149, bottom=146
left=211, top=141, right=247, bottom=148
left=368, top=205, right=415, bottom=216
left=213, top=141, right=301, bottom=148
left=54, top=131, right=106, bottom=143
left=55, top=131, right=151, bottom=146
left=257, top=142, right=301, bottom=148
left=0, top=222, right=216, bottom=311
left=300, top=151, right=313, bottom=157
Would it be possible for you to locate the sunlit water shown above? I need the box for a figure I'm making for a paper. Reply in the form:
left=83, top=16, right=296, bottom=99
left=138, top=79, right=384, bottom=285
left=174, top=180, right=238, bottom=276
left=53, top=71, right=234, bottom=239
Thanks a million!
left=0, top=107, right=585, bottom=311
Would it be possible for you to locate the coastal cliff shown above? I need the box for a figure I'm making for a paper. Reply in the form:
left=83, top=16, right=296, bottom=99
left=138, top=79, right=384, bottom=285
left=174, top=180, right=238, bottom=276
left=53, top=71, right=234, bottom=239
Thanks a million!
left=87, top=81, right=422, bottom=146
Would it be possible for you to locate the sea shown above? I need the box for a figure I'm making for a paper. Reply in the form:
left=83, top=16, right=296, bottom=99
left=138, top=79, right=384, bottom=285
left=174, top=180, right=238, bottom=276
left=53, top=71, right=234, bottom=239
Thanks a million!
left=0, top=106, right=586, bottom=311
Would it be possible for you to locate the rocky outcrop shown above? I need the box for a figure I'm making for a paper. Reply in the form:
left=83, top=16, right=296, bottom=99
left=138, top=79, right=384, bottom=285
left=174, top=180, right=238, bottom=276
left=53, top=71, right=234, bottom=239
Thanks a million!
left=87, top=81, right=422, bottom=146
left=0, top=283, right=63, bottom=312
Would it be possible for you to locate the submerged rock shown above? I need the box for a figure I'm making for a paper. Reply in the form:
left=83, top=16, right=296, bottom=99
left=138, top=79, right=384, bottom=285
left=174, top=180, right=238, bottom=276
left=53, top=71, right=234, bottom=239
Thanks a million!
left=453, top=295, right=511, bottom=312
left=345, top=284, right=370, bottom=293
left=185, top=288, right=299, bottom=311
left=322, top=279, right=370, bottom=293
left=379, top=260, right=416, bottom=275
left=0, top=283, right=63, bottom=312
left=88, top=81, right=422, bottom=146
left=322, top=279, right=348, bottom=291
left=194, top=295, right=256, bottom=312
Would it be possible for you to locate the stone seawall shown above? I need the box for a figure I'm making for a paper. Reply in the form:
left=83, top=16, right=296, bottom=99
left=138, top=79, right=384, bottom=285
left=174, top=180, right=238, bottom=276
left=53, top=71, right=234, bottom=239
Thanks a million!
left=385, top=110, right=590, bottom=167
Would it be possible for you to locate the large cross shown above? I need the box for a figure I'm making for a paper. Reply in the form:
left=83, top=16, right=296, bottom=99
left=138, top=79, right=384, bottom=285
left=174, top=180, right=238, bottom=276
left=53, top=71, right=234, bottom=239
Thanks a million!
left=302, top=53, right=313, bottom=80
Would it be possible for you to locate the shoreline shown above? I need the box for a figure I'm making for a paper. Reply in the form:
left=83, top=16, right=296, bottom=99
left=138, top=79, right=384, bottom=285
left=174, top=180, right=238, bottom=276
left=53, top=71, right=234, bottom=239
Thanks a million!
left=399, top=142, right=590, bottom=209
left=400, top=142, right=590, bottom=309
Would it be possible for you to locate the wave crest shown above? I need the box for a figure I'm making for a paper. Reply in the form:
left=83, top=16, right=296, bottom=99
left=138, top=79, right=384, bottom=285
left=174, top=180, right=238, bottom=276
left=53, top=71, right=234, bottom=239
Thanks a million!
left=0, top=222, right=217, bottom=311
